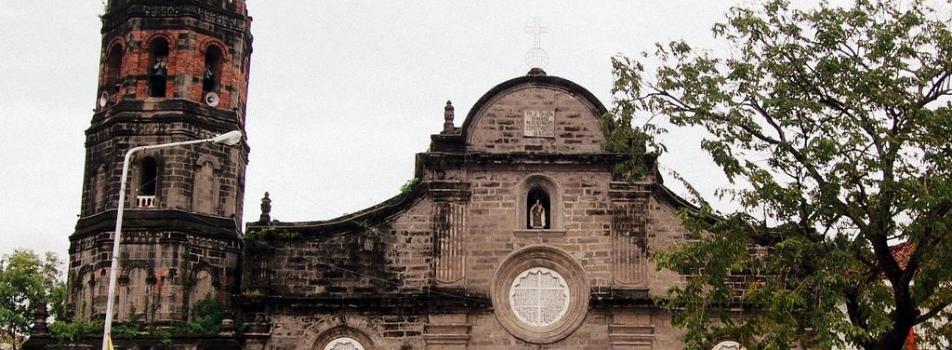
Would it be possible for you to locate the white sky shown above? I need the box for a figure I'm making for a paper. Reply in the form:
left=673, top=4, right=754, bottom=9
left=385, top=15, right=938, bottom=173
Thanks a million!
left=0, top=0, right=864, bottom=260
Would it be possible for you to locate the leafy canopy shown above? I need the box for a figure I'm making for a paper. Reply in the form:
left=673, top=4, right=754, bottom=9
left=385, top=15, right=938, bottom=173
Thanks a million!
left=0, top=249, right=62, bottom=350
left=608, top=0, right=952, bottom=349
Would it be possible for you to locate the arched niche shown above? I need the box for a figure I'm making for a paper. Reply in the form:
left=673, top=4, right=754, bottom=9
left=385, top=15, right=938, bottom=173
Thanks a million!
left=192, top=155, right=221, bottom=215
left=93, top=163, right=107, bottom=212
left=117, top=267, right=151, bottom=322
left=516, top=174, right=563, bottom=233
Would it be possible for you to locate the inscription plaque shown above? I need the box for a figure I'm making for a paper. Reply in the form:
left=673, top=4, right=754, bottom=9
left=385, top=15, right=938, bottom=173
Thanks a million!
left=524, top=110, right=555, bottom=138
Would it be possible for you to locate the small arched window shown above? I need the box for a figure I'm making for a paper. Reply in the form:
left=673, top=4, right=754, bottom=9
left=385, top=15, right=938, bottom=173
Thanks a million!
left=137, top=157, right=158, bottom=207
left=203, top=45, right=223, bottom=92
left=526, top=187, right=551, bottom=229
left=105, top=44, right=123, bottom=93
left=148, top=39, right=170, bottom=98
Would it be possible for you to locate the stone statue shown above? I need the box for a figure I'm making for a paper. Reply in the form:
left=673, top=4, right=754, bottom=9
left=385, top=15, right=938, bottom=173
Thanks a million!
left=530, top=199, right=546, bottom=229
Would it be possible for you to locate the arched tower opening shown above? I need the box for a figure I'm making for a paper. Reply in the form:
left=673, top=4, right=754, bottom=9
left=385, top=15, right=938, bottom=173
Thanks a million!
left=137, top=157, right=158, bottom=207
left=148, top=39, right=169, bottom=98
left=203, top=45, right=224, bottom=93
left=104, top=44, right=123, bottom=94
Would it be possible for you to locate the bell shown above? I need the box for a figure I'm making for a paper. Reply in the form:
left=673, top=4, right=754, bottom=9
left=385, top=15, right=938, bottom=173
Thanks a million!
left=151, top=56, right=168, bottom=78
left=150, top=67, right=167, bottom=78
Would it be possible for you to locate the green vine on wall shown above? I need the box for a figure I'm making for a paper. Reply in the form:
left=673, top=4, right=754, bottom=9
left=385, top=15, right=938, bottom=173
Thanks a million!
left=244, top=227, right=300, bottom=250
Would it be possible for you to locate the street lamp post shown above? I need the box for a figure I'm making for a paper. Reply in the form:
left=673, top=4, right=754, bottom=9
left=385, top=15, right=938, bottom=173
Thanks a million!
left=101, top=130, right=243, bottom=350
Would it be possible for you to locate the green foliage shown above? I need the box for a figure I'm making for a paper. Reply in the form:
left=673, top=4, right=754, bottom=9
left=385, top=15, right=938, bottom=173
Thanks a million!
left=47, top=281, right=67, bottom=324
left=49, top=296, right=225, bottom=342
left=400, top=178, right=420, bottom=195
left=49, top=318, right=102, bottom=344
left=0, top=249, right=62, bottom=348
left=113, top=311, right=146, bottom=337
left=610, top=0, right=952, bottom=349
left=184, top=295, right=223, bottom=335
left=244, top=227, right=300, bottom=250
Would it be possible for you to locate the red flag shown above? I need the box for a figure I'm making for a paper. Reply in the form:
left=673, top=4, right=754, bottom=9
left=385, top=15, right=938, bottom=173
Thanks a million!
left=905, top=327, right=918, bottom=350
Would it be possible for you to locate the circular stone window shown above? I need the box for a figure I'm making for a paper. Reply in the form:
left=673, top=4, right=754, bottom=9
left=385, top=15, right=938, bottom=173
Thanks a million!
left=491, top=245, right=589, bottom=344
left=323, top=337, right=365, bottom=350
left=509, top=267, right=570, bottom=327
left=712, top=340, right=743, bottom=350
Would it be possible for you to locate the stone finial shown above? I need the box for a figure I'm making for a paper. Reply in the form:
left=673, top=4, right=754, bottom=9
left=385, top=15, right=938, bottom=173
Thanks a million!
left=443, top=100, right=455, bottom=133
left=527, top=67, right=547, bottom=76
left=259, top=192, right=272, bottom=223
left=31, top=302, right=49, bottom=336
left=219, top=312, right=236, bottom=336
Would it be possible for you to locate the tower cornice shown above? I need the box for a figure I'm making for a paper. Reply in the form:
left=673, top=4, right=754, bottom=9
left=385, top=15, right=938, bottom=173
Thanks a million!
left=102, top=0, right=250, bottom=34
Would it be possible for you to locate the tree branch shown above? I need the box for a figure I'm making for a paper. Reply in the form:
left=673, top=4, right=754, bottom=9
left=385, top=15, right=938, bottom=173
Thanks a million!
left=914, top=302, right=950, bottom=325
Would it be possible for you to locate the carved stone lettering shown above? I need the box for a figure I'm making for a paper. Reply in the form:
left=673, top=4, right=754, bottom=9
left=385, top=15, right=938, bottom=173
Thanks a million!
left=523, top=110, right=555, bottom=138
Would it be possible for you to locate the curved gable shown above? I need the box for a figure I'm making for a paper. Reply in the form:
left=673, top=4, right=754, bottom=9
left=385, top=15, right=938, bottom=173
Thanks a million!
left=461, top=73, right=609, bottom=154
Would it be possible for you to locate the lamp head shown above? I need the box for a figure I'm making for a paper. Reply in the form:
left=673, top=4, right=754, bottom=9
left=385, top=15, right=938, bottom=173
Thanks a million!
left=212, top=130, right=243, bottom=146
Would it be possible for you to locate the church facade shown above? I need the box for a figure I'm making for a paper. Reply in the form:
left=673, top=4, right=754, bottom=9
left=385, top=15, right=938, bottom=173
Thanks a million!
left=238, top=69, right=704, bottom=350
left=51, top=1, right=731, bottom=349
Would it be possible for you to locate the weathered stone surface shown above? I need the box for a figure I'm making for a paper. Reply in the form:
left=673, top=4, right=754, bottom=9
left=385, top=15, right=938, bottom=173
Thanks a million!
left=66, top=0, right=251, bottom=331
left=62, top=2, right=733, bottom=348
left=240, top=72, right=707, bottom=349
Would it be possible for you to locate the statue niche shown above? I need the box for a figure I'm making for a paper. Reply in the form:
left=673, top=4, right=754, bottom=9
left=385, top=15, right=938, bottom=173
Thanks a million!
left=526, top=187, right=550, bottom=229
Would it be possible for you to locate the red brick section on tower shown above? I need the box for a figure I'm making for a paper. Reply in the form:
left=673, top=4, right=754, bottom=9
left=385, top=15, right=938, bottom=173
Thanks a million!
left=59, top=0, right=252, bottom=345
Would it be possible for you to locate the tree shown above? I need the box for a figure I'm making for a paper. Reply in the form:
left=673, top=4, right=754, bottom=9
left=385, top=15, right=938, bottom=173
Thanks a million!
left=607, top=0, right=951, bottom=349
left=0, top=250, right=62, bottom=350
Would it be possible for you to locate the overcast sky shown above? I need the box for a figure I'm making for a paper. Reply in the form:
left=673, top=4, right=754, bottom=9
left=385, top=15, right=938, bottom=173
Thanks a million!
left=0, top=0, right=871, bottom=260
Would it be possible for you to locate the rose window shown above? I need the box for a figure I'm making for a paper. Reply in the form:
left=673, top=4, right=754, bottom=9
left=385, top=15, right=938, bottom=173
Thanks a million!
left=508, top=267, right=570, bottom=327
left=323, top=337, right=365, bottom=350
left=712, top=341, right=743, bottom=350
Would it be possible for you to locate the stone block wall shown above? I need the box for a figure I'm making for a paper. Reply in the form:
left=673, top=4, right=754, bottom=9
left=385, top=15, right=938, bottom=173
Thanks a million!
left=461, top=169, right=617, bottom=294
left=251, top=196, right=436, bottom=297
left=644, top=197, right=693, bottom=297
left=80, top=115, right=247, bottom=221
left=245, top=308, right=688, bottom=350
left=67, top=229, right=240, bottom=323
left=465, top=86, right=606, bottom=154
left=236, top=73, right=720, bottom=349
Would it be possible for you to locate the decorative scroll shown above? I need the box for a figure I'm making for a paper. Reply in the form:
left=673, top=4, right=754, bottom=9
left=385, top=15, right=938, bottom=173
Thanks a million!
left=434, top=202, right=465, bottom=283
left=612, top=203, right=647, bottom=285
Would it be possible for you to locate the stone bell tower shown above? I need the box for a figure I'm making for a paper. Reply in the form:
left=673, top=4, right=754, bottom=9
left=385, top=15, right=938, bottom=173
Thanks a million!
left=66, top=0, right=252, bottom=326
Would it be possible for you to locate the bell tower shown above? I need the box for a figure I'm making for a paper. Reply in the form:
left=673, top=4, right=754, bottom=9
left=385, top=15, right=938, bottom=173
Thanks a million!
left=67, top=0, right=252, bottom=325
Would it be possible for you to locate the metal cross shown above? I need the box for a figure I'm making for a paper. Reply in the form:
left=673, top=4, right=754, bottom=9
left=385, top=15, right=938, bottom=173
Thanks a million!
left=525, top=17, right=549, bottom=49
